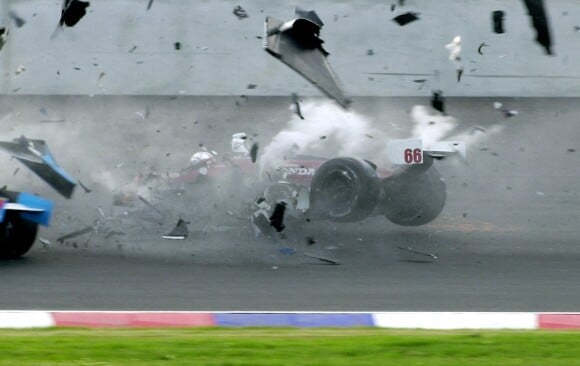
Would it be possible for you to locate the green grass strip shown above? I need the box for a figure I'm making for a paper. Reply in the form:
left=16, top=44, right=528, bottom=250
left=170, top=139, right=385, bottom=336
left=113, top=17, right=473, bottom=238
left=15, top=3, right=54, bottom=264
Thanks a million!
left=0, top=328, right=579, bottom=365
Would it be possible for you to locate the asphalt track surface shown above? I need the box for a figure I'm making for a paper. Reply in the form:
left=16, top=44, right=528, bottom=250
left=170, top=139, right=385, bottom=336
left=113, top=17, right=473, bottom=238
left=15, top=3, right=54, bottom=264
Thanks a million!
left=1, top=96, right=579, bottom=311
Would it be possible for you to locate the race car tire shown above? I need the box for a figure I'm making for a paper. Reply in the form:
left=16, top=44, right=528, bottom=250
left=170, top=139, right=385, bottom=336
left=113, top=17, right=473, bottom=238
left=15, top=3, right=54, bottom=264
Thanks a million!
left=310, top=157, right=380, bottom=222
left=380, top=164, right=446, bottom=226
left=0, top=213, right=38, bottom=259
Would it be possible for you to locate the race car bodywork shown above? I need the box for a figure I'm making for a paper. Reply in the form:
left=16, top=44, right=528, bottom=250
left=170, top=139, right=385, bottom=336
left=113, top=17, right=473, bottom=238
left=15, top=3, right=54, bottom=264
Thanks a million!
left=0, top=136, right=76, bottom=258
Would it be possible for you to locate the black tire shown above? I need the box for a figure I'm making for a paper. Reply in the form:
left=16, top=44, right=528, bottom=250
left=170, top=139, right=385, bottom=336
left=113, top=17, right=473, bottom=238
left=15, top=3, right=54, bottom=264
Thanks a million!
left=0, top=213, right=38, bottom=259
left=310, top=157, right=380, bottom=222
left=381, top=164, right=447, bottom=226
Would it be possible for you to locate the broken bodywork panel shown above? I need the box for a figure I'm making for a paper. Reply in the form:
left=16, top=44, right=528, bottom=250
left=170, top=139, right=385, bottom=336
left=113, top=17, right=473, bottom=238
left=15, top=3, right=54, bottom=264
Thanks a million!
left=264, top=9, right=351, bottom=108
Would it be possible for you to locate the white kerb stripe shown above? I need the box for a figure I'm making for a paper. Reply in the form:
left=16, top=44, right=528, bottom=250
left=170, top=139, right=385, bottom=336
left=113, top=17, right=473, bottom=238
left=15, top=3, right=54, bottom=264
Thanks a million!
left=0, top=312, right=55, bottom=328
left=372, top=312, right=537, bottom=330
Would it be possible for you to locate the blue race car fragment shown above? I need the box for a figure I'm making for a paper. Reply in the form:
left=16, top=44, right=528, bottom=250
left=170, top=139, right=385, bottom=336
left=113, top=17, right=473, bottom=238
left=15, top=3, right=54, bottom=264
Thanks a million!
left=0, top=136, right=76, bottom=258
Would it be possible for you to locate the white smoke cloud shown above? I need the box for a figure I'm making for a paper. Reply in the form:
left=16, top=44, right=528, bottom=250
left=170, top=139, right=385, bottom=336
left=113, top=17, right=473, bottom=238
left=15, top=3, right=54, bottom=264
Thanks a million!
left=259, top=100, right=391, bottom=173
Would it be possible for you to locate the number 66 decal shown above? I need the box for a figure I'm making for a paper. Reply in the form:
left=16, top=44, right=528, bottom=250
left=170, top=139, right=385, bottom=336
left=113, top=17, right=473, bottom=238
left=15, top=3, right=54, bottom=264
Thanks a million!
left=386, top=139, right=424, bottom=165
left=404, top=148, right=423, bottom=163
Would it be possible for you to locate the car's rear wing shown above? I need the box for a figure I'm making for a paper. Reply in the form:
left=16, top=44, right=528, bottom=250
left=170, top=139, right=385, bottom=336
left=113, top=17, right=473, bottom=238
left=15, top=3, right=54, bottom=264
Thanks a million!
left=387, top=138, right=466, bottom=165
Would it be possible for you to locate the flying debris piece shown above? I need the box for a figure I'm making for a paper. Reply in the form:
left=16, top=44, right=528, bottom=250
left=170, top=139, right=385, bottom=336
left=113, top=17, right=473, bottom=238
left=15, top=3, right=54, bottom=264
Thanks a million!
left=97, top=71, right=105, bottom=82
left=567, top=148, right=576, bottom=152
left=445, top=36, right=463, bottom=83
left=15, top=65, right=25, bottom=75
left=0, top=136, right=77, bottom=198
left=492, top=10, right=505, bottom=33
left=128, top=45, right=137, bottom=53
left=9, top=11, right=26, bottom=28
left=366, top=49, right=374, bottom=56
left=431, top=90, right=445, bottom=114
left=493, top=102, right=518, bottom=117
left=521, top=0, right=553, bottom=55
left=246, top=84, right=257, bottom=89
left=291, top=93, right=305, bottom=119
left=39, top=237, right=51, bottom=248
left=174, top=42, right=181, bottom=50
left=162, top=218, right=188, bottom=240
left=13, top=168, right=19, bottom=176
left=477, top=43, right=488, bottom=55
left=457, top=68, right=464, bottom=83
left=304, top=252, right=340, bottom=265
left=269, top=202, right=287, bottom=232
left=78, top=180, right=92, bottom=193
left=233, top=5, right=249, bottom=19
left=264, top=8, right=351, bottom=108
left=59, top=0, right=90, bottom=27
left=396, top=246, right=438, bottom=262
left=137, top=194, right=163, bottom=216
left=446, top=36, right=461, bottom=61
left=146, top=0, right=154, bottom=11
left=250, top=143, right=259, bottom=163
left=319, top=136, right=327, bottom=140
left=305, top=236, right=316, bottom=245
left=392, top=12, right=419, bottom=26
left=57, top=226, right=93, bottom=243
left=0, top=28, right=8, bottom=52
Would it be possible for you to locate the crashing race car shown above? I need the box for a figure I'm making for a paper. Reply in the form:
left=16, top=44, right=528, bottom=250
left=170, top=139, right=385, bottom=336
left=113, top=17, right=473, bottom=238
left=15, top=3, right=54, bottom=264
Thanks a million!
left=251, top=138, right=465, bottom=234
left=0, top=136, right=76, bottom=258
left=117, top=133, right=464, bottom=235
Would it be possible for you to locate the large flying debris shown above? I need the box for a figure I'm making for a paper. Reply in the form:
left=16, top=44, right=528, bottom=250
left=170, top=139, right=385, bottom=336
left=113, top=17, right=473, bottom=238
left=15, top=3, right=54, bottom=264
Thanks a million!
left=0, top=136, right=77, bottom=198
left=521, top=0, right=553, bottom=55
left=0, top=137, right=76, bottom=258
left=59, top=0, right=90, bottom=27
left=264, top=8, right=351, bottom=108
left=163, top=218, right=188, bottom=240
left=0, top=28, right=8, bottom=52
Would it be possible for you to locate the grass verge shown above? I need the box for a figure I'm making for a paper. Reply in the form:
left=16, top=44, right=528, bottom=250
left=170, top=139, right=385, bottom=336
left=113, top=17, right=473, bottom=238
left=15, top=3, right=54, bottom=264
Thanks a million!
left=0, top=327, right=579, bottom=365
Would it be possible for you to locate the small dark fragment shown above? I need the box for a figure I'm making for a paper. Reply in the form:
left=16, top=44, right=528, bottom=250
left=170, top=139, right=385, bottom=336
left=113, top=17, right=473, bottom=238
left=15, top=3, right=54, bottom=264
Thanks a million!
left=492, top=10, right=505, bottom=33
left=396, top=246, right=438, bottom=262
left=57, top=226, right=93, bottom=243
left=78, top=180, right=92, bottom=193
left=137, top=194, right=163, bottom=215
left=13, top=168, right=19, bottom=176
left=104, top=231, right=125, bottom=239
left=320, top=136, right=327, bottom=140
left=59, top=0, right=90, bottom=27
left=291, top=93, right=305, bottom=119
left=128, top=45, right=137, bottom=53
left=146, top=0, right=154, bottom=11
left=567, top=148, right=576, bottom=152
left=269, top=202, right=286, bottom=232
left=457, top=68, right=464, bottom=83
left=246, top=84, right=257, bottom=89
left=477, top=43, right=488, bottom=55
left=431, top=90, right=445, bottom=113
left=304, top=252, right=340, bottom=265
left=174, top=42, right=181, bottom=50
left=305, top=236, right=316, bottom=245
left=233, top=5, right=249, bottom=19
left=163, top=218, right=188, bottom=240
left=0, top=27, right=8, bottom=52
left=392, top=12, right=419, bottom=26
left=9, top=11, right=26, bottom=28
left=366, top=49, right=374, bottom=56
left=521, top=0, right=553, bottom=55
left=250, top=143, right=259, bottom=163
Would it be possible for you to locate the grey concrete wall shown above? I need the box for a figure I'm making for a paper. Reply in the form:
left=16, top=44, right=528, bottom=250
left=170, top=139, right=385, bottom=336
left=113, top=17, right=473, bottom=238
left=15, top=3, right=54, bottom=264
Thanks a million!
left=0, top=0, right=579, bottom=97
